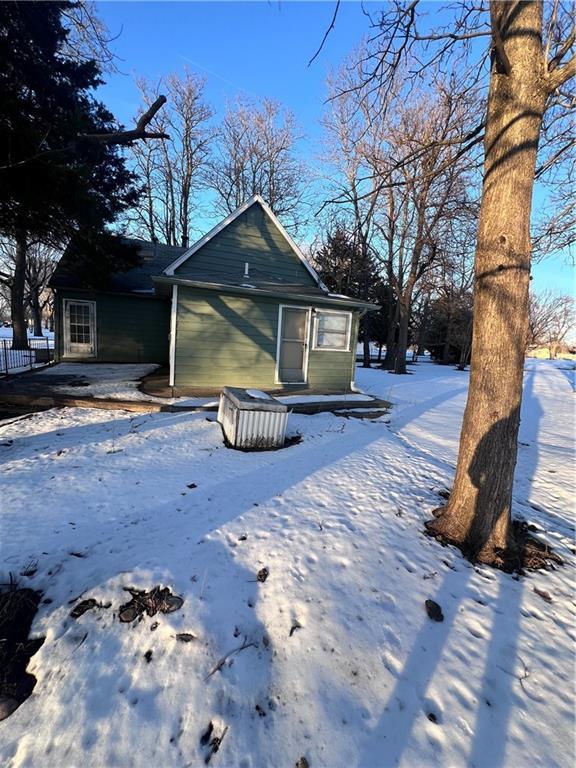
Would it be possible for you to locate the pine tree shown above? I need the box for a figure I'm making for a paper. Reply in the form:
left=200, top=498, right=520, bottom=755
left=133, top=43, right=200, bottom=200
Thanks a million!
left=0, top=1, right=140, bottom=348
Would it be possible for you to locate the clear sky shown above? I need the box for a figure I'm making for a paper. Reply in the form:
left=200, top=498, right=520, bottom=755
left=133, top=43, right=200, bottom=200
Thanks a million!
left=95, top=1, right=574, bottom=300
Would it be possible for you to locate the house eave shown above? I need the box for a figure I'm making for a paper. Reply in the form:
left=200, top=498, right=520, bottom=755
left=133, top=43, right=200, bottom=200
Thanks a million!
left=161, top=195, right=329, bottom=292
left=153, top=275, right=379, bottom=311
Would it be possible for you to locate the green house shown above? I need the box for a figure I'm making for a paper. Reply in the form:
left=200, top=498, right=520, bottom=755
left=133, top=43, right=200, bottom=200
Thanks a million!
left=52, top=197, right=377, bottom=393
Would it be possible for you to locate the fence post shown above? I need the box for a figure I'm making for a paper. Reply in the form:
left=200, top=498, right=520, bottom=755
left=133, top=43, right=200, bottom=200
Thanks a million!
left=2, top=339, right=8, bottom=376
left=30, top=337, right=34, bottom=370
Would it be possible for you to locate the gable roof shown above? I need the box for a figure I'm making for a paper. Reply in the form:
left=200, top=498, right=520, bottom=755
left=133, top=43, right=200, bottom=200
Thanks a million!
left=51, top=238, right=186, bottom=294
left=163, top=195, right=328, bottom=292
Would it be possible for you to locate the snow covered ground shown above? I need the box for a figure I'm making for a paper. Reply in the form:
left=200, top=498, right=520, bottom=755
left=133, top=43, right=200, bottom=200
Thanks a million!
left=0, top=359, right=573, bottom=768
left=0, top=327, right=54, bottom=340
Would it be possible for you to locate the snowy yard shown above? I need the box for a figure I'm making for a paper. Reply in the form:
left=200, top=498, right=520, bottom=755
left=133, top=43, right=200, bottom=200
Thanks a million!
left=0, top=359, right=573, bottom=767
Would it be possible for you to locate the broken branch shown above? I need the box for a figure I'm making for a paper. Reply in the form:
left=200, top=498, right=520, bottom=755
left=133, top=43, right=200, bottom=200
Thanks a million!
left=79, top=95, right=170, bottom=144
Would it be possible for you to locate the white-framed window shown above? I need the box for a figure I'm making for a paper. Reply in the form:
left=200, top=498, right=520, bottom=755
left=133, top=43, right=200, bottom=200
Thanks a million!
left=313, top=309, right=352, bottom=351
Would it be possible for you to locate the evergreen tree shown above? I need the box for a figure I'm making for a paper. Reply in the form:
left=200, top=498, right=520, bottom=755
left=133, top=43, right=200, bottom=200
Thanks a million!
left=0, top=1, right=140, bottom=348
left=313, top=226, right=387, bottom=362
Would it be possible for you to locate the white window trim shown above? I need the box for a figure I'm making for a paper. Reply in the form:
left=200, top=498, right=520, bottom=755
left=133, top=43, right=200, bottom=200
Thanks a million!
left=312, top=308, right=353, bottom=352
left=169, top=284, right=178, bottom=387
left=63, top=299, right=97, bottom=358
left=275, top=304, right=311, bottom=385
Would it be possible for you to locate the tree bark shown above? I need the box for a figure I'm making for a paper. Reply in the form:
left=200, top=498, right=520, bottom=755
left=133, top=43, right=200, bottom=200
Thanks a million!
left=31, top=293, right=43, bottom=337
left=362, top=314, right=372, bottom=368
left=428, top=1, right=547, bottom=564
left=394, top=298, right=410, bottom=374
left=381, top=295, right=399, bottom=370
left=442, top=308, right=454, bottom=363
left=11, top=231, right=29, bottom=350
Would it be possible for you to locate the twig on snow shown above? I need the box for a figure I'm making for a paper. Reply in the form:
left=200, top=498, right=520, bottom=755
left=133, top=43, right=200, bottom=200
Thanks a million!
left=205, top=637, right=257, bottom=681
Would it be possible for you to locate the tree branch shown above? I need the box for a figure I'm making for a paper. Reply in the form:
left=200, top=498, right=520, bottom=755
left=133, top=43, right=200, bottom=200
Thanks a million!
left=490, top=3, right=512, bottom=75
left=79, top=95, right=170, bottom=144
left=548, top=27, right=575, bottom=72
left=309, top=0, right=341, bottom=66
left=547, top=53, right=576, bottom=92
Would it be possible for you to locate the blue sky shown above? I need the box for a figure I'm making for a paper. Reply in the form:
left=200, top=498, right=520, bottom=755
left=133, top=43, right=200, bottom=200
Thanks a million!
left=96, top=1, right=574, bottom=299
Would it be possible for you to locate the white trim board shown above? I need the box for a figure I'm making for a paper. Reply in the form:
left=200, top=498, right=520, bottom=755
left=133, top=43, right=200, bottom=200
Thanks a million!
left=162, top=195, right=328, bottom=292
left=311, top=308, right=353, bottom=352
left=168, top=284, right=178, bottom=388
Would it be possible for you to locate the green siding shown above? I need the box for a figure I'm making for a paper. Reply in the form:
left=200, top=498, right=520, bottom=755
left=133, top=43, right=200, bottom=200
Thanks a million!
left=174, top=286, right=357, bottom=391
left=174, top=203, right=317, bottom=287
left=55, top=290, right=170, bottom=364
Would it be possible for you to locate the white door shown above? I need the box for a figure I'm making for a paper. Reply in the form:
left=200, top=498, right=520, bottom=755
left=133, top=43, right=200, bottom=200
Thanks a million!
left=64, top=300, right=96, bottom=358
left=278, top=307, right=309, bottom=383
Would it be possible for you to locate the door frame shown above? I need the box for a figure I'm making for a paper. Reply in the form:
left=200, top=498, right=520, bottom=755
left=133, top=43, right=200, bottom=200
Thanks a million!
left=275, top=304, right=311, bottom=385
left=63, top=298, right=97, bottom=358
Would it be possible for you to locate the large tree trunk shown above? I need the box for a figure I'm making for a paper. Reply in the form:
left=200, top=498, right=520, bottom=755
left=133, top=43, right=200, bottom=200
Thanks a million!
left=381, top=296, right=398, bottom=370
left=414, top=300, right=429, bottom=362
left=457, top=317, right=474, bottom=371
left=31, top=293, right=43, bottom=337
left=362, top=314, right=372, bottom=368
left=11, top=231, right=28, bottom=350
left=442, top=311, right=454, bottom=364
left=394, top=299, right=410, bottom=374
left=427, top=1, right=547, bottom=565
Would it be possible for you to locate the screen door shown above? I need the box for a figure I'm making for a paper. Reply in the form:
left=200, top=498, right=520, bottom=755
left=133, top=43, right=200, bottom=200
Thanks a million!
left=278, top=307, right=309, bottom=383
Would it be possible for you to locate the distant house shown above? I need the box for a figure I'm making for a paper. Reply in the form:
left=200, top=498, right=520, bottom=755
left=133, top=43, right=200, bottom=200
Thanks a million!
left=51, top=196, right=377, bottom=392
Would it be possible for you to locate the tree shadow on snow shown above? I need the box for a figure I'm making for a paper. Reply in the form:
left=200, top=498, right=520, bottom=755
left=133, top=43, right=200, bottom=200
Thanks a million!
left=359, top=371, right=552, bottom=767
left=1, top=412, right=392, bottom=759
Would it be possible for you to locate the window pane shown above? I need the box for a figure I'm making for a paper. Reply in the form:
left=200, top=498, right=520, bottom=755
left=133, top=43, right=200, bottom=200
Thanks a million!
left=280, top=340, right=304, bottom=370
left=315, top=312, right=350, bottom=349
left=316, top=331, right=347, bottom=349
left=318, top=313, right=348, bottom=334
left=68, top=303, right=92, bottom=345
left=282, top=308, right=306, bottom=340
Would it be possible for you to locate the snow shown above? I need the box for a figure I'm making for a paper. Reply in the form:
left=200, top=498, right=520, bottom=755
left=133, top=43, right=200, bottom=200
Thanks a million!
left=278, top=393, right=375, bottom=404
left=246, top=389, right=273, bottom=400
left=0, top=360, right=573, bottom=767
left=0, top=327, right=54, bottom=340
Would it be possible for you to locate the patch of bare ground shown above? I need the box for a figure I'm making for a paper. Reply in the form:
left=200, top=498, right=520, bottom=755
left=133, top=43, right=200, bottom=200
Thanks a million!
left=0, top=585, right=44, bottom=721
left=425, top=517, right=563, bottom=574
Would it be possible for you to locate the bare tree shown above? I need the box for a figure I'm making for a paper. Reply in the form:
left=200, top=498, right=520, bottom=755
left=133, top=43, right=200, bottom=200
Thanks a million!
left=322, top=58, right=478, bottom=373
left=61, top=0, right=120, bottom=73
left=349, top=0, right=575, bottom=565
left=127, top=72, right=213, bottom=247
left=0, top=240, right=57, bottom=337
left=207, top=98, right=306, bottom=231
left=321, top=61, right=388, bottom=366
left=425, top=213, right=477, bottom=367
left=26, top=244, right=57, bottom=336
left=528, top=290, right=575, bottom=357
left=380, top=88, right=476, bottom=374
